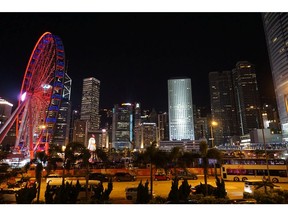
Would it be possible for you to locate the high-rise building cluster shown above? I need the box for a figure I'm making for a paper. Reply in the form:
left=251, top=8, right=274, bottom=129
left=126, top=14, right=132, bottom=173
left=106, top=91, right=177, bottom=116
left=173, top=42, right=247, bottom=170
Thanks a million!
left=1, top=12, right=287, bottom=152
left=262, top=13, right=288, bottom=141
left=209, top=61, right=264, bottom=146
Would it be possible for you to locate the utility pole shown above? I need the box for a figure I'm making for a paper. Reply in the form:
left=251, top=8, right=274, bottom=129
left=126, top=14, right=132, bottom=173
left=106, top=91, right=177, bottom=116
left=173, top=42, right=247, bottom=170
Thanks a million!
left=262, top=128, right=271, bottom=181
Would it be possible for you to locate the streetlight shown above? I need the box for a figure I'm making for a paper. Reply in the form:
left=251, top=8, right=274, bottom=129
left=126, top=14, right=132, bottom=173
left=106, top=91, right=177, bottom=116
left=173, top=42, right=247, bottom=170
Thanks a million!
left=210, top=121, right=218, bottom=148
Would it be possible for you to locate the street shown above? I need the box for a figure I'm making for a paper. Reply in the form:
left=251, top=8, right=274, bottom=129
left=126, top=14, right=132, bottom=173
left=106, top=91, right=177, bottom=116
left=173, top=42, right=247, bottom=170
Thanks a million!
left=37, top=175, right=288, bottom=204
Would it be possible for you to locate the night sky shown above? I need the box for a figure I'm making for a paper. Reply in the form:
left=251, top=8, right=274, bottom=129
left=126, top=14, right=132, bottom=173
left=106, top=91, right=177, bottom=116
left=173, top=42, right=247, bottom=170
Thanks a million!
left=0, top=13, right=274, bottom=112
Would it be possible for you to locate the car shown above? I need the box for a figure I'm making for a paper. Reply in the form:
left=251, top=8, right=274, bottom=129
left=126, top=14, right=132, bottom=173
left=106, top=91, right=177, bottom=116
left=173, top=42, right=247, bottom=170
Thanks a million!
left=89, top=173, right=110, bottom=182
left=125, top=186, right=155, bottom=202
left=114, top=172, right=136, bottom=182
left=172, top=171, right=198, bottom=180
left=154, top=173, right=170, bottom=181
left=46, top=173, right=62, bottom=183
left=125, top=187, right=138, bottom=201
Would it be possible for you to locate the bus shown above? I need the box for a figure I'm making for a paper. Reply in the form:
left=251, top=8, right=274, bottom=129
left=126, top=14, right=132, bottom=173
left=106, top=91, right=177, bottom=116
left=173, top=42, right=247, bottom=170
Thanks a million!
left=221, top=158, right=288, bottom=183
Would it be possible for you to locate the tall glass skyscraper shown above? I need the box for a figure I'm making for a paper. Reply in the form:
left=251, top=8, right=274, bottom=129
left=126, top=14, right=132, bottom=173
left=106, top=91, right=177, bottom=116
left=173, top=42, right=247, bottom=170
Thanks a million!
left=232, top=61, right=262, bottom=135
left=80, top=77, right=100, bottom=132
left=262, top=13, right=288, bottom=140
left=168, top=78, right=195, bottom=141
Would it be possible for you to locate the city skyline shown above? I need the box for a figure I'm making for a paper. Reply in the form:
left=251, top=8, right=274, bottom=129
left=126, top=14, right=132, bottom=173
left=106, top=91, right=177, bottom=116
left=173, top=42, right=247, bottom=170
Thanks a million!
left=0, top=13, right=275, bottom=112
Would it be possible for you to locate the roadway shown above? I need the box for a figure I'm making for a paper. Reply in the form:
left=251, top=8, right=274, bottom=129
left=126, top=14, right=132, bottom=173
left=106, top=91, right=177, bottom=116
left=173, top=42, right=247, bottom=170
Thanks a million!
left=37, top=175, right=288, bottom=204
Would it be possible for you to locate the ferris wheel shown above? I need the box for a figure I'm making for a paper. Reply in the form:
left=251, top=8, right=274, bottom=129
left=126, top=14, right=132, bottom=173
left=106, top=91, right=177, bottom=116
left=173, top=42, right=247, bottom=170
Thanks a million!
left=0, top=32, right=66, bottom=160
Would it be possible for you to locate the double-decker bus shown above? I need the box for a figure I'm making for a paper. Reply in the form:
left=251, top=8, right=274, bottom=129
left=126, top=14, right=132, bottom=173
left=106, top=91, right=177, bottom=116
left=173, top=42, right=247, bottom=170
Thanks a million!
left=221, top=158, right=288, bottom=183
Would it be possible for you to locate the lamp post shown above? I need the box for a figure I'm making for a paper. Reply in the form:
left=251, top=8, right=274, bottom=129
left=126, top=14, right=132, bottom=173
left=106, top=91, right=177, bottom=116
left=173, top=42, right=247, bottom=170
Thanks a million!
left=210, top=121, right=218, bottom=148
left=261, top=128, right=271, bottom=182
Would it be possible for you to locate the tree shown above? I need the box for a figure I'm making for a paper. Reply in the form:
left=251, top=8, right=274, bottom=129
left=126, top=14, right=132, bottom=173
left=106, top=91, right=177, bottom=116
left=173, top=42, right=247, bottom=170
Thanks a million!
left=143, top=141, right=158, bottom=200
left=91, top=178, right=113, bottom=203
left=178, top=179, right=192, bottom=202
left=178, top=152, right=200, bottom=169
left=136, top=180, right=150, bottom=204
left=167, top=177, right=179, bottom=203
left=15, top=183, right=37, bottom=204
left=199, top=140, right=223, bottom=196
left=206, top=147, right=223, bottom=177
left=215, top=176, right=227, bottom=198
left=168, top=147, right=182, bottom=177
left=63, top=142, right=87, bottom=184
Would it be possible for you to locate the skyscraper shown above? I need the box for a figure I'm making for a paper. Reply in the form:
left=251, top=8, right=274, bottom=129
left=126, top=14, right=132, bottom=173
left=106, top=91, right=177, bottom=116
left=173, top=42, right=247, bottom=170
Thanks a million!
left=80, top=77, right=100, bottom=132
left=168, top=78, right=195, bottom=141
left=232, top=61, right=262, bottom=135
left=209, top=71, right=238, bottom=146
left=262, top=13, right=288, bottom=141
left=52, top=73, right=72, bottom=146
left=112, top=103, right=134, bottom=150
left=0, top=98, right=13, bottom=129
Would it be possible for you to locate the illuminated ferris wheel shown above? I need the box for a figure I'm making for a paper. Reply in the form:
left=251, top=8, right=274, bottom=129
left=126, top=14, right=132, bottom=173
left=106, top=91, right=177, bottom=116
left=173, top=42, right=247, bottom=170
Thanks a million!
left=0, top=32, right=65, bottom=159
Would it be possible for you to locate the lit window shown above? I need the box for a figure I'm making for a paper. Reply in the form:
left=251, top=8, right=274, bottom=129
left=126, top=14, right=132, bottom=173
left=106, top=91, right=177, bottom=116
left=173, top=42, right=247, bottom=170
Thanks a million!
left=272, top=37, right=278, bottom=43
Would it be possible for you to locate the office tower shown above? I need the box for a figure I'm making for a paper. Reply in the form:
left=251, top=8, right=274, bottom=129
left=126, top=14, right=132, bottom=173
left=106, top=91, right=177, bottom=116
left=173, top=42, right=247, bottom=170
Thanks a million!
left=112, top=103, right=134, bottom=150
left=139, top=122, right=158, bottom=148
left=168, top=78, right=195, bottom=141
left=70, top=109, right=80, bottom=142
left=73, top=119, right=88, bottom=144
left=52, top=73, right=72, bottom=146
left=262, top=13, right=288, bottom=140
left=0, top=98, right=15, bottom=146
left=193, top=106, right=209, bottom=140
left=0, top=98, right=13, bottom=129
left=158, top=111, right=169, bottom=141
left=80, top=77, right=100, bottom=132
left=99, top=108, right=113, bottom=130
left=261, top=103, right=281, bottom=133
left=133, top=103, right=142, bottom=149
left=209, top=71, right=238, bottom=146
left=232, top=61, right=262, bottom=135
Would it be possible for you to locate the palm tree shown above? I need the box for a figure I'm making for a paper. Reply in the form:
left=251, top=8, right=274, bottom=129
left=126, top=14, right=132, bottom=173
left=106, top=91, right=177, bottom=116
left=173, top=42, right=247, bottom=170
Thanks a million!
left=178, top=152, right=200, bottom=170
left=169, top=147, right=182, bottom=177
left=63, top=142, right=86, bottom=183
left=143, top=141, right=158, bottom=199
left=206, top=147, right=223, bottom=177
left=199, top=140, right=223, bottom=196
left=63, top=142, right=92, bottom=202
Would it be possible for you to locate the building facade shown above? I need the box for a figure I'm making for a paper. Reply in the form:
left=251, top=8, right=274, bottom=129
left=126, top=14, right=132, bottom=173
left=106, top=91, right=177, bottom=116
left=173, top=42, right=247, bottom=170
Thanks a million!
left=80, top=77, right=100, bottom=132
left=0, top=98, right=13, bottom=129
left=158, top=111, right=169, bottom=141
left=209, top=71, right=239, bottom=146
left=52, top=73, right=72, bottom=146
left=168, top=78, right=195, bottom=141
left=112, top=103, right=134, bottom=150
left=262, top=13, right=288, bottom=141
left=232, top=61, right=262, bottom=135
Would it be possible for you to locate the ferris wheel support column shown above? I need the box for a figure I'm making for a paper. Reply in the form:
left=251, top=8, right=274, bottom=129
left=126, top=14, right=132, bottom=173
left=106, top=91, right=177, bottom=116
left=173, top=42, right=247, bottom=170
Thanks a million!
left=28, top=100, right=35, bottom=160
